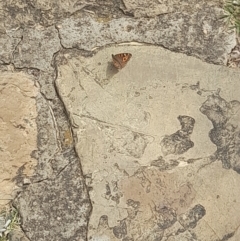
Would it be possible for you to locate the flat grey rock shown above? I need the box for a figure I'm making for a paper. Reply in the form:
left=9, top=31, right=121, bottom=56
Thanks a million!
left=55, top=46, right=240, bottom=240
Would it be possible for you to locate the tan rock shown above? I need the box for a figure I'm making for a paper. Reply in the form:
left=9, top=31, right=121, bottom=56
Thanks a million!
left=0, top=72, right=38, bottom=210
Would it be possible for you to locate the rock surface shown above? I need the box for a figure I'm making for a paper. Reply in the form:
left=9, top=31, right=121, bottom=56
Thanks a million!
left=0, top=71, right=38, bottom=207
left=0, top=0, right=240, bottom=241
left=55, top=46, right=240, bottom=241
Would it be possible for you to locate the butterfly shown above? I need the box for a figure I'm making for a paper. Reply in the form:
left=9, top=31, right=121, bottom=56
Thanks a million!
left=112, top=53, right=132, bottom=69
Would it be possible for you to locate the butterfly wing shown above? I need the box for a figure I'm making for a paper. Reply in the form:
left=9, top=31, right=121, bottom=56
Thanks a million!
left=112, top=53, right=132, bottom=69
left=112, top=54, right=122, bottom=69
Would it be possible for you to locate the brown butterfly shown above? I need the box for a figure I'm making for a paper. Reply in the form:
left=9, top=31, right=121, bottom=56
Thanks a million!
left=112, top=53, right=132, bottom=69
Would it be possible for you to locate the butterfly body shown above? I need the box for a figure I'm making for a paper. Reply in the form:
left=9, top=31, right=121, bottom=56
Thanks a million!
left=112, top=53, right=132, bottom=69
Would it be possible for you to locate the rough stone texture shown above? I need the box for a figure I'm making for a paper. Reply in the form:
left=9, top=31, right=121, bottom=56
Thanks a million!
left=15, top=150, right=91, bottom=241
left=0, top=0, right=226, bottom=29
left=58, top=4, right=235, bottom=65
left=122, top=0, right=172, bottom=17
left=0, top=71, right=38, bottom=209
left=55, top=46, right=240, bottom=240
left=12, top=66, right=92, bottom=240
left=13, top=26, right=61, bottom=71
left=0, top=29, right=23, bottom=64
left=122, top=0, right=225, bottom=18
left=8, top=229, right=30, bottom=241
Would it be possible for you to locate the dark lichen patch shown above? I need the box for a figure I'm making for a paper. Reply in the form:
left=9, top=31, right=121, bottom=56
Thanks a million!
left=221, top=231, right=235, bottom=241
left=126, top=199, right=140, bottom=209
left=98, top=215, right=109, bottom=229
left=113, top=220, right=127, bottom=239
left=178, top=204, right=206, bottom=229
left=161, top=116, right=195, bottom=156
left=156, top=206, right=177, bottom=229
left=200, top=94, right=240, bottom=173
left=103, top=182, right=122, bottom=204
left=151, top=156, right=179, bottom=171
